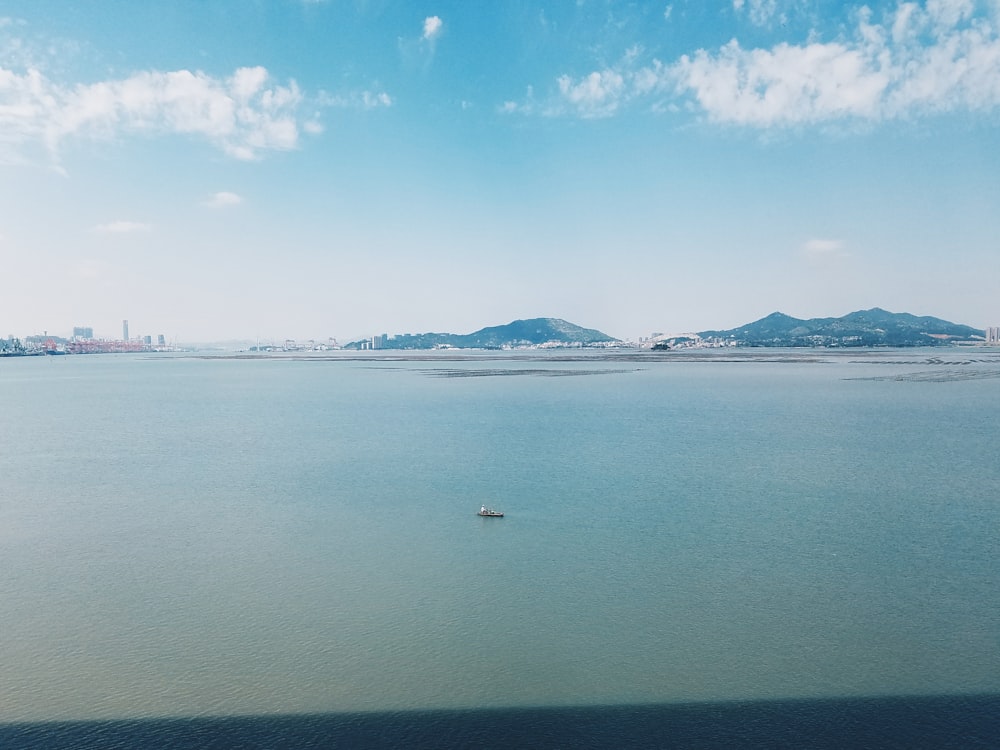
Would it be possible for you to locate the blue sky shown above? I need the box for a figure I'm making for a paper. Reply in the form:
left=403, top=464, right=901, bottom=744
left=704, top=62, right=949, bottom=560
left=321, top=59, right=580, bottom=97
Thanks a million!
left=1, top=1, right=998, bottom=343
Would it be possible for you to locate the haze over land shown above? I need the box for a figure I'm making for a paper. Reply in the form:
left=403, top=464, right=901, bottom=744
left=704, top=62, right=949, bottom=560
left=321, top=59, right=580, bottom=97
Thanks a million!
left=1, top=1, right=998, bottom=342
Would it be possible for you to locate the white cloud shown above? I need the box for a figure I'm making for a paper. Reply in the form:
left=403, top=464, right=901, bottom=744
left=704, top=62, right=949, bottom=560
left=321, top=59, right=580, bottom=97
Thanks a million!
left=674, top=38, right=890, bottom=126
left=801, top=238, right=849, bottom=268
left=423, top=16, right=443, bottom=41
left=925, top=0, right=976, bottom=30
left=552, top=56, right=668, bottom=118
left=361, top=90, right=392, bottom=108
left=92, top=221, right=151, bottom=233
left=204, top=191, right=242, bottom=208
left=547, top=2, right=1000, bottom=127
left=397, top=16, right=444, bottom=67
left=0, top=64, right=312, bottom=163
left=802, top=238, right=845, bottom=256
left=557, top=70, right=627, bottom=118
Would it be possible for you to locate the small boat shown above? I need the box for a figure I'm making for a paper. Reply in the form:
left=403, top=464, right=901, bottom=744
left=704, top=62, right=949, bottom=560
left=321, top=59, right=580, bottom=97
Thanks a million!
left=478, top=505, right=504, bottom=517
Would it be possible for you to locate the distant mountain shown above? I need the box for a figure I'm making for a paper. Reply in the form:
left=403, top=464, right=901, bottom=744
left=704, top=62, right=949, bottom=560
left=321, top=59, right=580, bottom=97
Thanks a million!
left=346, top=318, right=619, bottom=350
left=695, top=308, right=984, bottom=347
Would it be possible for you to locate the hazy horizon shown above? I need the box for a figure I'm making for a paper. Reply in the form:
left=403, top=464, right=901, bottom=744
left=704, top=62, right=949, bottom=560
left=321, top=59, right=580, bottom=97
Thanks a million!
left=7, top=306, right=993, bottom=349
left=2, top=1, right=998, bottom=342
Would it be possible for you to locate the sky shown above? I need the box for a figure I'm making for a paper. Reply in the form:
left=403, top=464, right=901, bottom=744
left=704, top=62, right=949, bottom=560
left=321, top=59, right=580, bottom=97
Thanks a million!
left=1, top=0, right=998, bottom=344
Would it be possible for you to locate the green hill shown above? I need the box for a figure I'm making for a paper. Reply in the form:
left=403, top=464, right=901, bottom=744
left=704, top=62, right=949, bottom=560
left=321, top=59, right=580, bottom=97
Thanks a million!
left=697, top=308, right=984, bottom=347
left=347, top=318, right=618, bottom=350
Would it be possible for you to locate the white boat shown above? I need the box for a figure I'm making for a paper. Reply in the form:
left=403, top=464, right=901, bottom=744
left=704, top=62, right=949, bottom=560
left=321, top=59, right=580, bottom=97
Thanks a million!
left=478, top=505, right=504, bottom=517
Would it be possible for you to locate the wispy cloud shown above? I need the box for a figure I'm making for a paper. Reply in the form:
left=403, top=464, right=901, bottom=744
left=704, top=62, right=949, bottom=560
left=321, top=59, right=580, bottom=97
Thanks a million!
left=362, top=90, right=393, bottom=108
left=92, top=221, right=151, bottom=234
left=733, top=0, right=781, bottom=27
left=545, top=2, right=1000, bottom=126
left=318, top=89, right=392, bottom=110
left=203, top=191, right=242, bottom=208
left=499, top=86, right=536, bottom=115
left=0, top=64, right=313, bottom=163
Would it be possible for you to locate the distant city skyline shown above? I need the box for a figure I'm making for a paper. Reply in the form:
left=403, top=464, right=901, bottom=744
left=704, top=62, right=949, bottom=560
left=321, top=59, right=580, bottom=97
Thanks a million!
left=1, top=1, right=998, bottom=342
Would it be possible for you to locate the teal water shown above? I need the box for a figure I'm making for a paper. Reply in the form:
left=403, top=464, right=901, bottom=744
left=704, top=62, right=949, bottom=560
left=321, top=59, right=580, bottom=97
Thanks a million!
left=1, top=351, right=998, bottom=722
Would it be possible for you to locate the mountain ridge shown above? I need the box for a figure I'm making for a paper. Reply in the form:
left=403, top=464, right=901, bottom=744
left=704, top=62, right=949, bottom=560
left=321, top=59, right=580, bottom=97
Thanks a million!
left=341, top=309, right=986, bottom=350
left=694, top=307, right=984, bottom=347
left=345, top=317, right=618, bottom=350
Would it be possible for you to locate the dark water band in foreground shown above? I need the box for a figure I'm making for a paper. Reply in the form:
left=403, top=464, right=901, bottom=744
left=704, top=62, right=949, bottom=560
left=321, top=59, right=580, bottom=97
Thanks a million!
left=3, top=694, right=997, bottom=749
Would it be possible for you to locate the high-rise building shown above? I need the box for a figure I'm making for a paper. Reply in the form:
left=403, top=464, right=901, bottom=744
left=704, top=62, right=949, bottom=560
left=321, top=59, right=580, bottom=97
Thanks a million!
left=72, top=326, right=93, bottom=339
left=122, top=319, right=129, bottom=342
left=157, top=334, right=166, bottom=346
left=986, top=327, right=1000, bottom=344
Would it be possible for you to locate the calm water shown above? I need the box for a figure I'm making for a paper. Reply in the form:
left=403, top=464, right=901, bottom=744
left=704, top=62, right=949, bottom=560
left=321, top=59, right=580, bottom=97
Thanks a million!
left=1, top=350, right=998, bottom=741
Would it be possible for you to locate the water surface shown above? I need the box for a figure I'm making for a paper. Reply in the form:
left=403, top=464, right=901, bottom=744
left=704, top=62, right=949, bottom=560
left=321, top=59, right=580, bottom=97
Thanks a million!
left=1, top=350, right=997, bottom=725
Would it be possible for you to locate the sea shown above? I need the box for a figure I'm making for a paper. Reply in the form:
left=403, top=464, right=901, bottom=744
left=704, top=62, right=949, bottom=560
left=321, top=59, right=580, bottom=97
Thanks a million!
left=1, top=348, right=998, bottom=748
